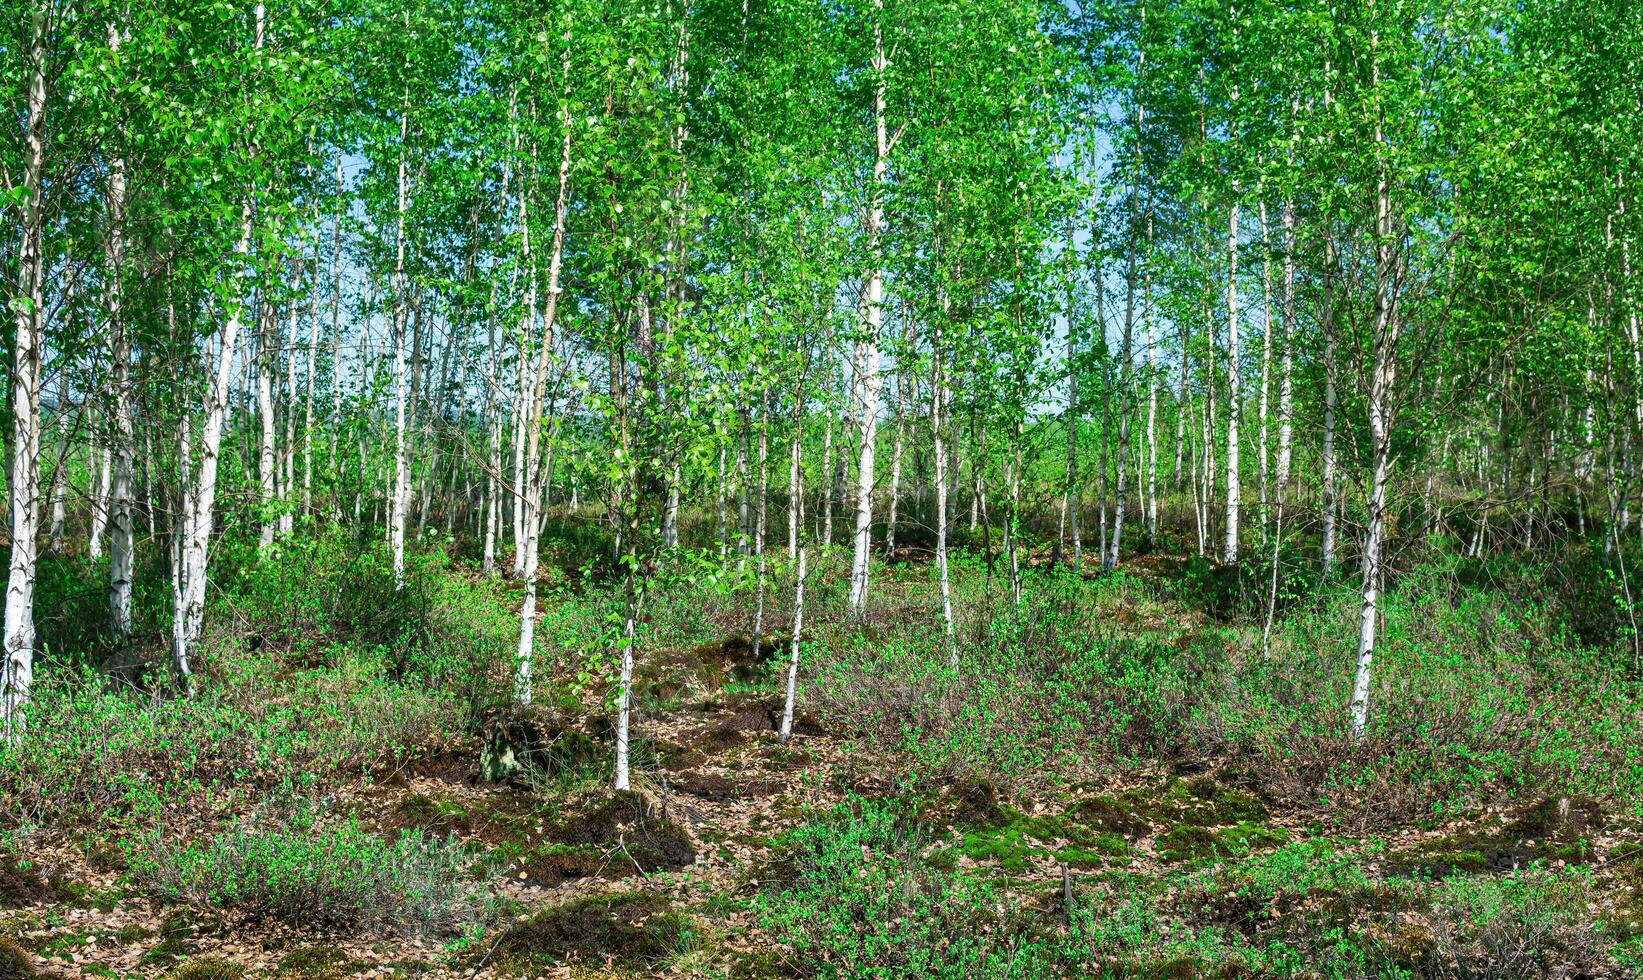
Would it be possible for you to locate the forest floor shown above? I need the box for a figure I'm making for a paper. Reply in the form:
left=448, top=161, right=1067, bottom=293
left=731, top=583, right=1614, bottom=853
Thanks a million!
left=5, top=537, right=1643, bottom=978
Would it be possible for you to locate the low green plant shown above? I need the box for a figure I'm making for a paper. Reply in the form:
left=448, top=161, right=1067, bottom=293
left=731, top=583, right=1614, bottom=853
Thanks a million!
left=133, top=801, right=495, bottom=936
left=757, top=798, right=1053, bottom=978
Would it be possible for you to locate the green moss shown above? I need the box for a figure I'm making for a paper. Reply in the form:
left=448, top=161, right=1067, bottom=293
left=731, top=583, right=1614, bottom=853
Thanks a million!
left=958, top=808, right=1135, bottom=871
left=396, top=794, right=471, bottom=828
left=500, top=891, right=693, bottom=968
left=1181, top=778, right=1269, bottom=825
left=1157, top=821, right=1287, bottom=863
left=166, top=956, right=245, bottom=980
left=276, top=945, right=365, bottom=978
left=493, top=841, right=608, bottom=886
left=1068, top=795, right=1154, bottom=837
left=36, top=929, right=105, bottom=961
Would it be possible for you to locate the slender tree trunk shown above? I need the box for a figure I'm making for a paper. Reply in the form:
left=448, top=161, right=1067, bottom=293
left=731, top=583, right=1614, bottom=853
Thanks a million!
left=257, top=297, right=280, bottom=551
left=1321, top=227, right=1340, bottom=576
left=1176, top=298, right=1189, bottom=492
left=848, top=7, right=891, bottom=615
left=515, top=68, right=573, bottom=706
left=1145, top=213, right=1159, bottom=539
left=780, top=381, right=808, bottom=741
left=820, top=403, right=834, bottom=546
left=613, top=559, right=639, bottom=790
left=716, top=442, right=728, bottom=559
left=751, top=390, right=770, bottom=660
left=280, top=254, right=303, bottom=537
left=931, top=287, right=956, bottom=656
left=1223, top=199, right=1241, bottom=564
left=1063, top=213, right=1082, bottom=566
left=390, top=100, right=412, bottom=588
left=1257, top=199, right=1274, bottom=527
left=302, top=224, right=321, bottom=521
left=174, top=171, right=261, bottom=692
left=3, top=4, right=48, bottom=741
left=1109, top=215, right=1138, bottom=570
left=779, top=541, right=808, bottom=741
left=885, top=316, right=911, bottom=556
left=1007, top=417, right=1023, bottom=604
left=328, top=155, right=345, bottom=520
left=1351, top=37, right=1400, bottom=741
left=105, top=22, right=136, bottom=642
left=89, top=438, right=110, bottom=559
left=47, top=428, right=69, bottom=556
left=1276, top=197, right=1296, bottom=494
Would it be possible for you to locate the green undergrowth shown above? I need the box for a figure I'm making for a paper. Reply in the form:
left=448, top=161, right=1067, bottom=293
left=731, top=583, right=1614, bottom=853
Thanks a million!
left=130, top=798, right=496, bottom=936
left=936, top=775, right=1285, bottom=872
left=759, top=799, right=1625, bottom=978
left=811, top=558, right=1643, bottom=825
left=1, top=535, right=519, bottom=830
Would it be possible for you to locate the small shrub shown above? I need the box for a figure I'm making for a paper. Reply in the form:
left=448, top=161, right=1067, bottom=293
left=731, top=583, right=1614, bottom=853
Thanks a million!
left=1423, top=868, right=1607, bottom=978
left=135, top=802, right=495, bottom=936
left=758, top=799, right=1052, bottom=978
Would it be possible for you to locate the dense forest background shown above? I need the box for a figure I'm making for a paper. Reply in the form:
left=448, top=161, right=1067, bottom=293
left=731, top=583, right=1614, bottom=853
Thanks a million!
left=3, top=0, right=1643, bottom=977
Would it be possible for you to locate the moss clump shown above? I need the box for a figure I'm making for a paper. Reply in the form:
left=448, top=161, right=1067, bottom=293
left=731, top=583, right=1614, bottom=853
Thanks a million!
left=1392, top=798, right=1607, bottom=877
left=498, top=842, right=607, bottom=886
left=166, top=957, right=244, bottom=980
left=500, top=892, right=691, bottom=968
left=958, top=808, right=1134, bottom=872
left=1069, top=795, right=1154, bottom=838
left=1059, top=776, right=1266, bottom=842
left=549, top=791, right=695, bottom=873
left=0, top=937, right=33, bottom=980
left=1157, top=821, right=1286, bottom=863
left=57, top=880, right=122, bottom=913
left=1180, top=777, right=1268, bottom=825
left=391, top=789, right=545, bottom=846
left=275, top=945, right=364, bottom=978
left=395, top=794, right=472, bottom=830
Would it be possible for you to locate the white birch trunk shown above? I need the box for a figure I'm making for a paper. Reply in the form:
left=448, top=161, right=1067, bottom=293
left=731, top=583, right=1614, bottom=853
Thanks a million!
left=1223, top=199, right=1241, bottom=564
left=751, top=391, right=770, bottom=660
left=3, top=4, right=48, bottom=741
left=256, top=299, right=279, bottom=551
left=1350, top=36, right=1400, bottom=741
left=105, top=17, right=136, bottom=642
left=390, top=100, right=412, bottom=589
left=516, top=59, right=574, bottom=705
left=931, top=304, right=956, bottom=656
left=779, top=544, right=807, bottom=742
left=1275, top=197, right=1296, bottom=493
left=847, top=7, right=891, bottom=614
left=89, top=441, right=110, bottom=559
left=1321, top=228, right=1339, bottom=575
left=885, top=324, right=910, bottom=556
left=174, top=172, right=260, bottom=688
left=1257, top=199, right=1273, bottom=525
